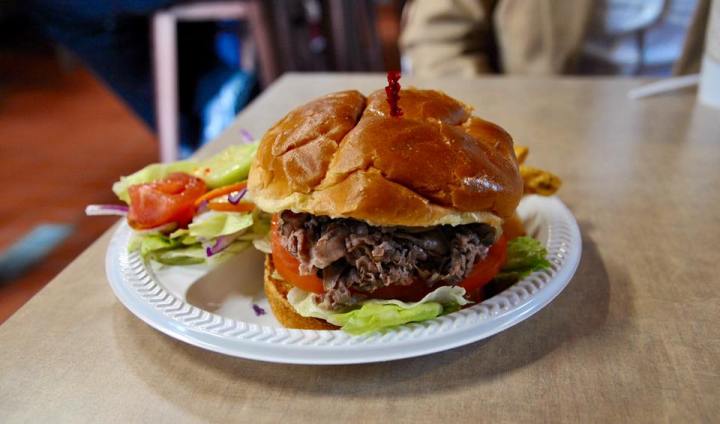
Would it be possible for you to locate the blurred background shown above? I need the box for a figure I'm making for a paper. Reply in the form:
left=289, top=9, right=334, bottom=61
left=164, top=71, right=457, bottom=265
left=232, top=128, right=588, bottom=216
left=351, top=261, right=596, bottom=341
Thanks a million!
left=0, top=0, right=707, bottom=322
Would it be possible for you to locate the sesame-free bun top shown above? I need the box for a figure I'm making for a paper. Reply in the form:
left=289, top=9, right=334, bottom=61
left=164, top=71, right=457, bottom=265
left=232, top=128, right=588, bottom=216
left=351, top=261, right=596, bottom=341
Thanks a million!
left=248, top=88, right=523, bottom=229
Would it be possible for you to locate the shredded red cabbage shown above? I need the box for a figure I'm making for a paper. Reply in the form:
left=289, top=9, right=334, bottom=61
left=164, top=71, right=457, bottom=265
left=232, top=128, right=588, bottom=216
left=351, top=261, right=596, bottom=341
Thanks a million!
left=252, top=304, right=266, bottom=316
left=227, top=188, right=247, bottom=205
left=85, top=204, right=129, bottom=216
left=239, top=128, right=253, bottom=143
left=205, top=235, right=235, bottom=257
left=196, top=200, right=209, bottom=214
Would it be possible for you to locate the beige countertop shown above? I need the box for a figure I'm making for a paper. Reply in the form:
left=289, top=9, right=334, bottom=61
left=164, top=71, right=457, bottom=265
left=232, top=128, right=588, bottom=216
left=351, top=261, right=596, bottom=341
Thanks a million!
left=2, top=74, right=719, bottom=423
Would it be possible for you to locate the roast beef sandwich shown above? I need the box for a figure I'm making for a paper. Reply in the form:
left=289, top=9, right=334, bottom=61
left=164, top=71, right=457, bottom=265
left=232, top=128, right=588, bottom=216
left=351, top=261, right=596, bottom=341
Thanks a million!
left=247, top=87, right=555, bottom=334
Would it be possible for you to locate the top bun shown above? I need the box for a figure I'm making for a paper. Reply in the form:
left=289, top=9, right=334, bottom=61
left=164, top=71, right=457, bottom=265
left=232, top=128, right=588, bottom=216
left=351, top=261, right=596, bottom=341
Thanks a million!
left=248, top=88, right=523, bottom=228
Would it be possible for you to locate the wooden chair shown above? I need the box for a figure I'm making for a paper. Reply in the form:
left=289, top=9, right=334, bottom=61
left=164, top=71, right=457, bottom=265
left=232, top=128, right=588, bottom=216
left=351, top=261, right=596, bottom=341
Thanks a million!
left=152, top=0, right=278, bottom=162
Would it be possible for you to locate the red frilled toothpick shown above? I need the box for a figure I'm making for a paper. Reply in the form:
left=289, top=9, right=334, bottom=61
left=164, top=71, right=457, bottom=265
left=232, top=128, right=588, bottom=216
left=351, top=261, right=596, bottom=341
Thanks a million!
left=385, top=70, right=403, bottom=117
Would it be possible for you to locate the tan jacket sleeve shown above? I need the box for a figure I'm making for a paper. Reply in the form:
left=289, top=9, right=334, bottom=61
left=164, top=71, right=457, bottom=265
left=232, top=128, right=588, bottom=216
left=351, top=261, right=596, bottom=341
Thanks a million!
left=400, top=0, right=494, bottom=77
left=493, top=0, right=592, bottom=74
left=401, top=0, right=703, bottom=76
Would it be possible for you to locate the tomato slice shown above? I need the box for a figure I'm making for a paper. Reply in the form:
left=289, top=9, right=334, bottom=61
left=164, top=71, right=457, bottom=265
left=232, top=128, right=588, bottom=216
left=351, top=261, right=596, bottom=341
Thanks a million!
left=460, top=235, right=507, bottom=299
left=127, top=173, right=206, bottom=230
left=270, top=214, right=324, bottom=294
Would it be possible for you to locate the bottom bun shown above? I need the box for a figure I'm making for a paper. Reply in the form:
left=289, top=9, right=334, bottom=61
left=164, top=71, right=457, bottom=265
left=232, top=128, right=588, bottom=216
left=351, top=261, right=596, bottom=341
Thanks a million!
left=264, top=255, right=338, bottom=330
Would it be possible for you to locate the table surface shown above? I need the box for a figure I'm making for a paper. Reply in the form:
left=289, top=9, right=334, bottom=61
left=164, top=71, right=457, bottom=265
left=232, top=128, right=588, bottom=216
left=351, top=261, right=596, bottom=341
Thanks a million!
left=2, top=74, right=719, bottom=423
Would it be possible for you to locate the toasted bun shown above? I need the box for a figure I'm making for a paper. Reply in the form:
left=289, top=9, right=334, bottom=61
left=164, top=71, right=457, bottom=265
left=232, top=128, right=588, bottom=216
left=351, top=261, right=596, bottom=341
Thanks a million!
left=264, top=255, right=338, bottom=330
left=248, top=88, right=522, bottom=228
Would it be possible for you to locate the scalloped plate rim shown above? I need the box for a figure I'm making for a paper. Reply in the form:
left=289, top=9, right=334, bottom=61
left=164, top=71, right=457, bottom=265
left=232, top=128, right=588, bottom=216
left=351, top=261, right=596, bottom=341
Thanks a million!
left=105, top=195, right=581, bottom=364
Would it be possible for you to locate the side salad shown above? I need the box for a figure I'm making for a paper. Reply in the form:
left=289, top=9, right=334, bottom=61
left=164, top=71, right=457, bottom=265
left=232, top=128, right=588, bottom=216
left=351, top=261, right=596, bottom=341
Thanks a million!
left=86, top=142, right=271, bottom=265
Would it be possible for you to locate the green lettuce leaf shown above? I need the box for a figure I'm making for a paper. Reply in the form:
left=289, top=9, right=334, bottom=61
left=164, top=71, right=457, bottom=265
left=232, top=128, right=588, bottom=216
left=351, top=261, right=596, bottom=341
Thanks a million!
left=252, top=237, right=272, bottom=254
left=153, top=240, right=252, bottom=265
left=152, top=245, right=207, bottom=265
left=129, top=232, right=253, bottom=266
left=496, top=236, right=551, bottom=280
left=333, top=303, right=442, bottom=335
left=287, top=285, right=471, bottom=335
left=193, top=142, right=259, bottom=188
left=128, top=233, right=202, bottom=265
left=127, top=210, right=268, bottom=266
left=112, top=161, right=198, bottom=204
left=129, top=234, right=181, bottom=256
left=187, top=211, right=254, bottom=239
left=251, top=210, right=271, bottom=238
left=167, top=228, right=199, bottom=245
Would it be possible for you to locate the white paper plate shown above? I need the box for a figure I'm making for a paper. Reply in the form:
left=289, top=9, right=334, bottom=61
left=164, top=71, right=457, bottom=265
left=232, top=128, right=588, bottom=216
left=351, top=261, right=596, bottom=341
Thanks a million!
left=105, top=195, right=581, bottom=364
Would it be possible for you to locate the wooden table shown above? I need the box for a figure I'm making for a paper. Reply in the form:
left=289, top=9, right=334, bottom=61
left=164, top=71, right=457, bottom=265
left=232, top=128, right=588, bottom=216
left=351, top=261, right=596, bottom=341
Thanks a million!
left=2, top=74, right=719, bottom=423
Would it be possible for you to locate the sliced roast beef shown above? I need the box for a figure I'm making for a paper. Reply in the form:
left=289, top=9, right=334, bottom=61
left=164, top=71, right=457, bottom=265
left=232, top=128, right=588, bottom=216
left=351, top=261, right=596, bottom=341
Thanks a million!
left=310, top=222, right=349, bottom=269
left=278, top=211, right=495, bottom=309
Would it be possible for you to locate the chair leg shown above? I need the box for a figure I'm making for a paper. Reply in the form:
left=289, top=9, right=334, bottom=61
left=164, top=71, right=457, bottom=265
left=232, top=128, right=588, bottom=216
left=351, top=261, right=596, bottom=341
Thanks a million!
left=152, top=11, right=179, bottom=163
left=247, top=0, right=279, bottom=87
left=329, top=0, right=349, bottom=71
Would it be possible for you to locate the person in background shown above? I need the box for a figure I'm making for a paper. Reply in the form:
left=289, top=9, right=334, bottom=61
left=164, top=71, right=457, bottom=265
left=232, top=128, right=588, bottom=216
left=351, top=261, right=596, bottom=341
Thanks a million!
left=28, top=0, right=255, bottom=156
left=401, top=0, right=710, bottom=77
left=29, top=0, right=176, bottom=131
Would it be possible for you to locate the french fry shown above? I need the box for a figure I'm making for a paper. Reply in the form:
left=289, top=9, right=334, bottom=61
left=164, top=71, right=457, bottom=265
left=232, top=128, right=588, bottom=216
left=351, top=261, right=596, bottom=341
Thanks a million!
left=514, top=145, right=529, bottom=164
left=513, top=144, right=561, bottom=195
left=520, top=165, right=562, bottom=196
